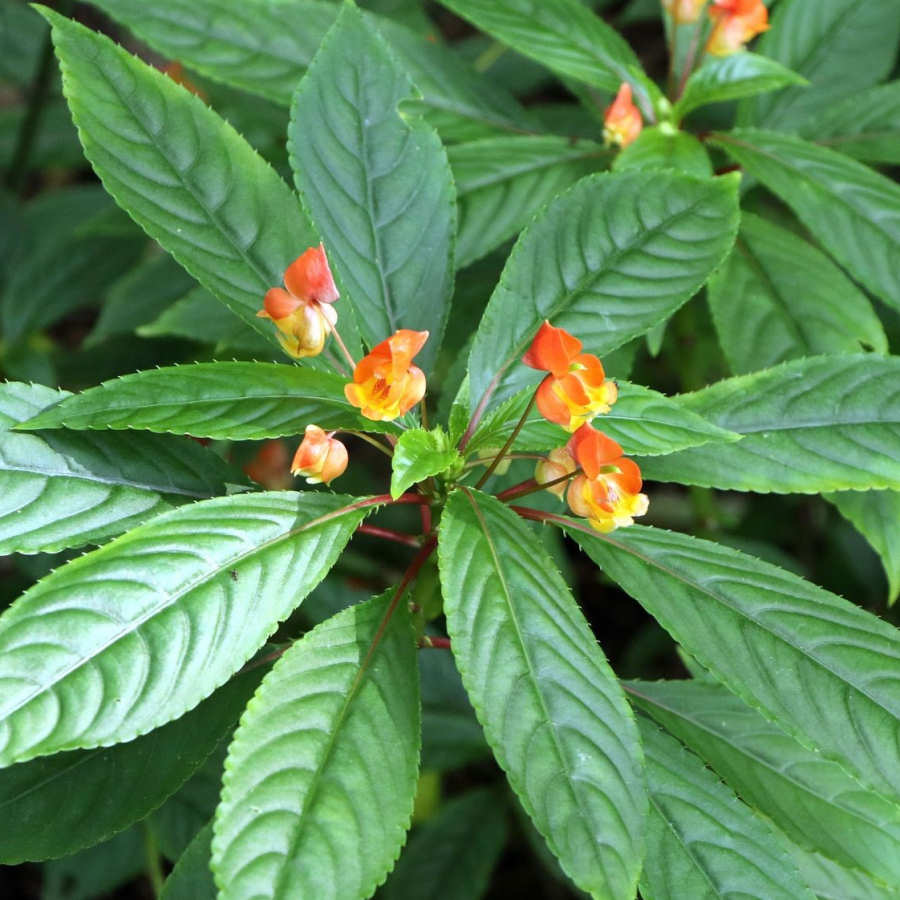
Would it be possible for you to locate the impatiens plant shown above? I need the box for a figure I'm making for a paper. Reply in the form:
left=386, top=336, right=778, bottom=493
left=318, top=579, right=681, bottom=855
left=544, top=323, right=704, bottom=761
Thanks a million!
left=2, top=0, right=900, bottom=899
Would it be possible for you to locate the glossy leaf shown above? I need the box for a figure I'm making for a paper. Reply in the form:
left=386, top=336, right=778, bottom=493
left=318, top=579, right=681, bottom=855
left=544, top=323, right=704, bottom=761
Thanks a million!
left=639, top=355, right=900, bottom=493
left=18, top=362, right=399, bottom=439
left=708, top=213, right=887, bottom=374
left=437, top=0, right=658, bottom=117
left=613, top=127, right=712, bottom=178
left=0, top=669, right=259, bottom=863
left=160, top=823, right=216, bottom=900
left=789, top=845, right=900, bottom=900
left=466, top=381, right=740, bottom=460
left=812, top=81, right=900, bottom=165
left=675, top=53, right=806, bottom=121
left=638, top=717, right=815, bottom=900
left=379, top=789, right=508, bottom=900
left=212, top=592, right=420, bottom=900
left=439, top=489, right=646, bottom=899
left=629, top=679, right=900, bottom=886
left=467, top=170, right=740, bottom=412
left=41, top=8, right=317, bottom=356
left=0, top=382, right=238, bottom=556
left=0, top=492, right=372, bottom=766
left=712, top=129, right=900, bottom=312
left=739, top=0, right=900, bottom=129
left=566, top=522, right=900, bottom=804
left=288, top=2, right=455, bottom=372
left=450, top=136, right=605, bottom=269
left=827, top=490, right=900, bottom=605
left=390, top=429, right=461, bottom=499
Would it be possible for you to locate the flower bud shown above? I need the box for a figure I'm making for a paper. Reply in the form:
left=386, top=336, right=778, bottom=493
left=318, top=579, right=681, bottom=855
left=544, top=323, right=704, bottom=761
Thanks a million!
left=536, top=447, right=577, bottom=498
left=603, top=83, right=643, bottom=149
left=291, top=425, right=348, bottom=485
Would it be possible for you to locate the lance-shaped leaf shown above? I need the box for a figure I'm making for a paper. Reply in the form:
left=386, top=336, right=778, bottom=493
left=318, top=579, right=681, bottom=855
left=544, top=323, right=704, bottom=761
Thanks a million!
left=711, top=130, right=900, bottom=312
left=0, top=492, right=374, bottom=767
left=380, top=789, right=508, bottom=900
left=739, top=0, right=900, bottom=129
left=827, top=490, right=900, bottom=606
left=467, top=170, right=739, bottom=413
left=789, top=845, right=900, bottom=900
left=466, top=381, right=739, bottom=460
left=18, top=362, right=400, bottom=439
left=390, top=428, right=461, bottom=499
left=0, top=668, right=260, bottom=864
left=708, top=213, right=887, bottom=375
left=39, top=8, right=317, bottom=355
left=86, top=0, right=532, bottom=137
left=450, top=136, right=605, bottom=269
left=438, top=489, right=646, bottom=899
left=812, top=81, right=900, bottom=165
left=628, top=679, right=900, bottom=887
left=0, top=382, right=239, bottom=556
left=288, top=3, right=455, bottom=373
left=674, top=53, right=806, bottom=121
left=161, top=823, right=215, bottom=900
left=637, top=717, right=815, bottom=900
left=637, top=355, right=900, bottom=493
left=212, top=592, right=420, bottom=900
left=564, top=522, right=900, bottom=804
left=436, top=0, right=658, bottom=117
left=613, top=128, right=712, bottom=178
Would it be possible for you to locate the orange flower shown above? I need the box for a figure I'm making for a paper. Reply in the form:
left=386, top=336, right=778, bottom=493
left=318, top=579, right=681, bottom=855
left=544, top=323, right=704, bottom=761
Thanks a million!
left=564, top=423, right=649, bottom=532
left=257, top=244, right=340, bottom=358
left=535, top=446, right=577, bottom=499
left=345, top=330, right=428, bottom=421
left=706, top=0, right=769, bottom=55
left=291, top=425, right=348, bottom=485
left=603, top=83, right=643, bottom=149
left=662, top=0, right=707, bottom=24
left=523, top=321, right=618, bottom=432
left=244, top=440, right=292, bottom=490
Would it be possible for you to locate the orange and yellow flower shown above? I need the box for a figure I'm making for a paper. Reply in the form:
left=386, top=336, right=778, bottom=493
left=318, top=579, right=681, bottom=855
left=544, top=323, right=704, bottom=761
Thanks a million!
left=244, top=440, right=292, bottom=490
left=523, top=321, right=618, bottom=432
left=662, top=0, right=707, bottom=24
left=564, top=423, right=649, bottom=532
left=290, top=425, right=348, bottom=485
left=345, top=329, right=428, bottom=422
left=603, top=83, right=643, bottom=149
left=257, top=244, right=340, bottom=358
left=706, top=0, right=769, bottom=55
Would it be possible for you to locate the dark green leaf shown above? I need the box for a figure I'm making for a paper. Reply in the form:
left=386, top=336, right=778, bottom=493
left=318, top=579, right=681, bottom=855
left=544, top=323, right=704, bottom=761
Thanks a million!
left=812, top=81, right=900, bottom=165
left=613, top=127, right=712, bottom=177
left=160, top=823, right=216, bottom=900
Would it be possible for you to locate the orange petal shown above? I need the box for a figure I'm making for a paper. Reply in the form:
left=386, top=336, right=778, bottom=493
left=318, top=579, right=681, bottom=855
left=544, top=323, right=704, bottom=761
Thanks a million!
left=263, top=287, right=301, bottom=320
left=283, top=244, right=340, bottom=304
left=609, top=457, right=643, bottom=495
left=567, top=424, right=624, bottom=479
left=396, top=365, right=427, bottom=416
left=535, top=375, right=573, bottom=427
left=522, top=321, right=582, bottom=375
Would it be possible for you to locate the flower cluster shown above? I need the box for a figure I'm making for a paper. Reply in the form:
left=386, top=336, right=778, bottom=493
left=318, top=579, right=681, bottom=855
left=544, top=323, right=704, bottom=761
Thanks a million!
left=526, top=322, right=648, bottom=533
left=258, top=246, right=429, bottom=486
left=706, top=0, right=768, bottom=55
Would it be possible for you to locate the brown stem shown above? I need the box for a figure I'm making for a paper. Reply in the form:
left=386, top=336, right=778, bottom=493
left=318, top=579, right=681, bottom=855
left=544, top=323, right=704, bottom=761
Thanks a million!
left=459, top=371, right=504, bottom=452
left=346, top=430, right=394, bottom=458
left=420, top=636, right=451, bottom=650
left=474, top=390, right=537, bottom=489
left=329, top=322, right=357, bottom=371
left=464, top=453, right=544, bottom=470
left=496, top=467, right=581, bottom=503
left=357, top=524, right=422, bottom=547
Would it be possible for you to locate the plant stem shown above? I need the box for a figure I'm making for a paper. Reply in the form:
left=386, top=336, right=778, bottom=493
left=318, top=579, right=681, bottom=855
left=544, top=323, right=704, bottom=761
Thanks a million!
left=420, top=635, right=451, bottom=650
left=474, top=391, right=536, bottom=489
left=666, top=19, right=679, bottom=100
left=329, top=323, right=357, bottom=371
left=473, top=40, right=507, bottom=73
left=142, top=824, right=164, bottom=898
left=458, top=371, right=503, bottom=452
left=496, top=468, right=581, bottom=503
left=419, top=397, right=429, bottom=430
left=464, top=452, right=544, bottom=470
left=346, top=430, right=394, bottom=458
left=357, top=524, right=422, bottom=547
left=675, top=24, right=703, bottom=100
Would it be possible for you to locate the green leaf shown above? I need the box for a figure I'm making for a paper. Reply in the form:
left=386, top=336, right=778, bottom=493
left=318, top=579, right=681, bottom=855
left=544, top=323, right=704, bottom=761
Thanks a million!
left=390, top=428, right=461, bottom=499
left=827, top=490, right=900, bottom=605
left=379, top=789, right=508, bottom=900
left=812, top=81, right=900, bottom=165
left=86, top=0, right=533, bottom=137
left=675, top=53, right=806, bottom=121
left=0, top=668, right=258, bottom=863
left=466, top=381, right=740, bottom=460
left=789, top=845, right=900, bottom=900
left=160, top=823, right=216, bottom=900
left=212, top=592, right=420, bottom=900
left=564, top=522, right=900, bottom=805
left=436, top=0, right=658, bottom=117
left=628, top=679, right=900, bottom=886
left=1, top=186, right=145, bottom=344
left=40, top=8, right=318, bottom=358
left=0, top=492, right=373, bottom=766
left=288, top=3, right=455, bottom=372
left=613, top=127, right=713, bottom=178
left=637, top=355, right=900, bottom=493
left=467, top=170, right=740, bottom=413
left=711, top=129, right=900, bottom=312
left=438, top=489, right=646, bottom=899
left=449, top=136, right=605, bottom=269
left=708, top=213, right=887, bottom=375
left=17, top=362, right=398, bottom=439
left=0, top=382, right=239, bottom=556
left=739, top=0, right=900, bottom=129
left=637, top=717, right=815, bottom=900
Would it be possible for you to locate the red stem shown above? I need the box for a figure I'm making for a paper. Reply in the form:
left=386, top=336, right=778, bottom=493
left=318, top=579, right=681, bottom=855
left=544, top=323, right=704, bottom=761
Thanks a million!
left=458, top=371, right=503, bottom=452
left=421, top=636, right=451, bottom=650
left=357, top=524, right=422, bottom=547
